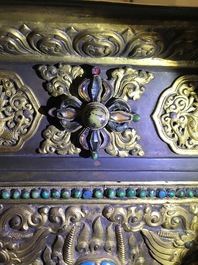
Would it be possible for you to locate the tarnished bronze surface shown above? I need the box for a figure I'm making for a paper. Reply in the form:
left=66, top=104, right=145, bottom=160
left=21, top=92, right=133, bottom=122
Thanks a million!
left=0, top=1, right=198, bottom=264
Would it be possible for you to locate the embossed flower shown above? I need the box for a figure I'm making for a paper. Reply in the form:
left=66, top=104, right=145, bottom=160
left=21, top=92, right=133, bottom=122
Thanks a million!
left=49, top=67, right=139, bottom=159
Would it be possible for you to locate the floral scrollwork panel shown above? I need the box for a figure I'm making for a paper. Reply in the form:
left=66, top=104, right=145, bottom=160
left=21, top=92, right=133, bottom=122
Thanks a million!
left=0, top=24, right=198, bottom=64
left=153, top=75, right=198, bottom=155
left=0, top=203, right=197, bottom=265
left=0, top=70, right=41, bottom=152
left=38, top=64, right=154, bottom=158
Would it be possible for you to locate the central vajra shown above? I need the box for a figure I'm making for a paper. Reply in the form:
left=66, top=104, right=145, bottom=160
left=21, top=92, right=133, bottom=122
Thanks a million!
left=38, top=64, right=154, bottom=158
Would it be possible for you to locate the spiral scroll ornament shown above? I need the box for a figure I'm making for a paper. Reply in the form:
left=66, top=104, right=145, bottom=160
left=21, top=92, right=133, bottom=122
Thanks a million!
left=0, top=70, right=41, bottom=152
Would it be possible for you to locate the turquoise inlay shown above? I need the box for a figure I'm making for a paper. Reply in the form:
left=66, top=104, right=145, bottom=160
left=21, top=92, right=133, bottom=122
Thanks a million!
left=186, top=189, right=194, bottom=198
left=101, top=261, right=116, bottom=265
left=167, top=189, right=176, bottom=197
left=21, top=190, right=30, bottom=199
left=11, top=189, right=21, bottom=199
left=1, top=190, right=10, bottom=199
left=31, top=189, right=40, bottom=199
left=72, top=189, right=82, bottom=199
left=137, top=189, right=147, bottom=198
left=51, top=189, right=60, bottom=199
left=41, top=189, right=50, bottom=199
left=176, top=189, right=186, bottom=198
left=126, top=188, right=136, bottom=198
left=185, top=241, right=195, bottom=249
left=148, top=189, right=156, bottom=197
left=92, top=152, right=99, bottom=160
left=61, top=189, right=71, bottom=199
left=106, top=188, right=116, bottom=199
left=133, top=114, right=140, bottom=122
left=94, top=189, right=103, bottom=198
left=116, top=188, right=126, bottom=198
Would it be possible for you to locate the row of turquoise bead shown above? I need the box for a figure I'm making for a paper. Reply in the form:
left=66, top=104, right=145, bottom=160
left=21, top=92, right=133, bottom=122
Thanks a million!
left=0, top=188, right=197, bottom=200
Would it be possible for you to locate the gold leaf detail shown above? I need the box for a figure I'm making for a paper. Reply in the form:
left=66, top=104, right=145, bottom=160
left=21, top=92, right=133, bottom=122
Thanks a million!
left=105, top=224, right=116, bottom=253
left=76, top=223, right=91, bottom=253
left=142, top=229, right=188, bottom=265
left=115, top=225, right=127, bottom=265
left=153, top=75, right=198, bottom=154
left=38, top=125, right=81, bottom=155
left=39, top=64, right=84, bottom=97
left=90, top=217, right=104, bottom=252
left=105, top=129, right=144, bottom=157
left=111, top=67, right=154, bottom=101
left=0, top=71, right=41, bottom=152
left=63, top=225, right=78, bottom=265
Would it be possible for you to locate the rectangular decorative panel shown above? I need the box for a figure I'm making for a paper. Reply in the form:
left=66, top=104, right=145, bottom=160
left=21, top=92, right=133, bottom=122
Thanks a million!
left=0, top=1, right=198, bottom=265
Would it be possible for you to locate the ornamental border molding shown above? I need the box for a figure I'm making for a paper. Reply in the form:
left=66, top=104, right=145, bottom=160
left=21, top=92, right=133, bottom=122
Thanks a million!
left=0, top=23, right=197, bottom=67
left=0, top=200, right=197, bottom=265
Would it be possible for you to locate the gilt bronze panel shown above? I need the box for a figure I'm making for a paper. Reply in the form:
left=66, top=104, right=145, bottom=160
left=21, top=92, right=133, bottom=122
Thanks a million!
left=0, top=1, right=197, bottom=265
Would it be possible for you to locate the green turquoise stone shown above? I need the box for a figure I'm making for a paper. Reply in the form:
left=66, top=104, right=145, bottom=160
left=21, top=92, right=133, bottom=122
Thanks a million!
left=116, top=188, right=126, bottom=198
left=186, top=189, right=194, bottom=198
left=31, top=189, right=40, bottom=199
left=94, top=189, right=103, bottom=198
left=11, top=190, right=21, bottom=199
left=176, top=189, right=186, bottom=198
left=126, top=188, right=136, bottom=198
left=167, top=189, right=176, bottom=197
left=61, top=189, right=71, bottom=199
left=41, top=189, right=50, bottom=199
left=72, top=189, right=82, bottom=198
left=106, top=188, right=116, bottom=198
left=148, top=189, right=156, bottom=197
left=92, top=152, right=98, bottom=160
left=1, top=190, right=10, bottom=199
left=137, top=189, right=147, bottom=198
left=133, top=114, right=140, bottom=122
left=51, top=189, right=60, bottom=199
left=185, top=241, right=194, bottom=249
left=21, top=190, right=30, bottom=199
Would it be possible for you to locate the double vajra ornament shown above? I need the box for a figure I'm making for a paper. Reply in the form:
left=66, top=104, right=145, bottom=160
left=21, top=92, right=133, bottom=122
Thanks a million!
left=38, top=64, right=154, bottom=159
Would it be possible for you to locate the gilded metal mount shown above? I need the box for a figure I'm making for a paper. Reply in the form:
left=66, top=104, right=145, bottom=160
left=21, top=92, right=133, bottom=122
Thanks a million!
left=38, top=64, right=154, bottom=158
left=153, top=75, right=198, bottom=155
left=0, top=70, right=41, bottom=152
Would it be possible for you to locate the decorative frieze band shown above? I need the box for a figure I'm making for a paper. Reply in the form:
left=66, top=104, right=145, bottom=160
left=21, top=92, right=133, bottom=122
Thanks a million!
left=0, top=24, right=197, bottom=67
left=0, top=199, right=197, bottom=264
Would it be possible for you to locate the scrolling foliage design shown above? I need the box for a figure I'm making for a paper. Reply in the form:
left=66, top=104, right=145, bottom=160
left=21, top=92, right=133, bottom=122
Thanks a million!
left=153, top=75, right=198, bottom=155
left=0, top=24, right=197, bottom=62
left=38, top=64, right=153, bottom=158
left=0, top=70, right=41, bottom=151
left=0, top=203, right=197, bottom=265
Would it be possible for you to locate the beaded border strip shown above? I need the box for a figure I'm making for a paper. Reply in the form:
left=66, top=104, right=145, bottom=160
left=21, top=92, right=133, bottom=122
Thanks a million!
left=0, top=186, right=197, bottom=200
